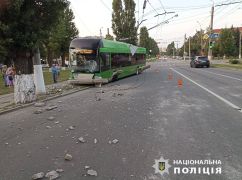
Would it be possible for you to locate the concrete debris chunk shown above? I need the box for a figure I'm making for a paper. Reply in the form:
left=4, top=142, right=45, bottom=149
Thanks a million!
left=34, top=109, right=43, bottom=114
left=46, top=126, right=52, bottom=129
left=56, top=169, right=64, bottom=173
left=32, top=172, right=45, bottom=179
left=94, top=138, right=98, bottom=144
left=64, top=153, right=72, bottom=161
left=54, top=121, right=60, bottom=124
left=47, top=116, right=55, bottom=121
left=87, top=169, right=98, bottom=176
left=85, top=166, right=90, bottom=169
left=78, top=137, right=86, bottom=143
left=109, top=139, right=119, bottom=144
left=69, top=126, right=75, bottom=130
left=45, top=170, right=59, bottom=180
left=112, top=139, right=119, bottom=144
left=46, top=105, right=58, bottom=111
left=34, top=102, right=45, bottom=107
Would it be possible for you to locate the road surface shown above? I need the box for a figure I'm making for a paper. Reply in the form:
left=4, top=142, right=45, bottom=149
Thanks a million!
left=0, top=60, right=242, bottom=180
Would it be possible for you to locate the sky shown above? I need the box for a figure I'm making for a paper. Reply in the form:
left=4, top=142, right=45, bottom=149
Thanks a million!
left=69, top=0, right=242, bottom=48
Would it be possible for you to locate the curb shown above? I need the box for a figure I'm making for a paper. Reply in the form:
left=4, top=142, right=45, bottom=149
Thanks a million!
left=0, top=86, right=90, bottom=115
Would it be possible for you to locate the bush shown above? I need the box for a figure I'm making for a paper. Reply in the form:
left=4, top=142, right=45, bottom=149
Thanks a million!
left=229, top=59, right=239, bottom=64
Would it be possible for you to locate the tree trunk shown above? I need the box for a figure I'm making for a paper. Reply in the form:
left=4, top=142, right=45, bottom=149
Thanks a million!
left=61, top=53, right=65, bottom=67
left=14, top=51, right=33, bottom=74
left=47, top=47, right=53, bottom=67
left=14, top=74, right=36, bottom=104
left=13, top=51, right=36, bottom=104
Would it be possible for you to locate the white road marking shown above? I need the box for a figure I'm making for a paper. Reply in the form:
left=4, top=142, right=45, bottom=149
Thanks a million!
left=199, top=69, right=242, bottom=82
left=170, top=68, right=242, bottom=111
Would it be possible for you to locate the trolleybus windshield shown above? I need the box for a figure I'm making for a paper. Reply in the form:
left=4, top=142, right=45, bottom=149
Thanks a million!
left=71, top=52, right=98, bottom=73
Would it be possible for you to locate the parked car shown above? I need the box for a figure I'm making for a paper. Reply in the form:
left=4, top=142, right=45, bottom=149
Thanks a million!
left=190, top=56, right=210, bottom=68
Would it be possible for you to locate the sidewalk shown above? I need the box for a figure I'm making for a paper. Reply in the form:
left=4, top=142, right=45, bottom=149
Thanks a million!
left=0, top=81, right=87, bottom=113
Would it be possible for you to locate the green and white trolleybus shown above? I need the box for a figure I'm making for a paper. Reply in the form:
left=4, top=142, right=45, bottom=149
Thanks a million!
left=68, top=37, right=150, bottom=85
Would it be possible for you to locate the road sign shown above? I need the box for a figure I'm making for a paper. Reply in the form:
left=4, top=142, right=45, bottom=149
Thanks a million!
left=209, top=33, right=219, bottom=39
left=129, top=45, right=138, bottom=56
left=203, top=34, right=209, bottom=40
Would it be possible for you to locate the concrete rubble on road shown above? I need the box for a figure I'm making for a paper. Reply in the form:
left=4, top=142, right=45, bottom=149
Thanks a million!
left=45, top=170, right=59, bottom=180
left=56, top=169, right=64, bottom=173
left=68, top=126, right=75, bottom=130
left=46, top=105, right=58, bottom=111
left=84, top=166, right=90, bottom=169
left=34, top=109, right=43, bottom=114
left=87, top=169, right=98, bottom=176
left=78, top=137, right=86, bottom=143
left=32, top=172, right=45, bottom=179
left=47, top=116, right=55, bottom=121
left=64, top=153, right=73, bottom=161
left=109, top=139, right=119, bottom=144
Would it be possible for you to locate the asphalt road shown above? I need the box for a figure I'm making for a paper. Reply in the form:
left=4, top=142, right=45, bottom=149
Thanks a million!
left=0, top=59, right=242, bottom=180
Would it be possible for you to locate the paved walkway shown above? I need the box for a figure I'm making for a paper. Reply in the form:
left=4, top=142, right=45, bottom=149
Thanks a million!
left=0, top=81, right=70, bottom=110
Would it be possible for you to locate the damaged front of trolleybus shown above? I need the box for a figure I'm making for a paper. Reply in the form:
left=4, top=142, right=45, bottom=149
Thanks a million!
left=68, top=38, right=107, bottom=85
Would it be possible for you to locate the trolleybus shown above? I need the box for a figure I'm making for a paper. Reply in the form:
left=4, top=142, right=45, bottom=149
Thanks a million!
left=68, top=37, right=149, bottom=85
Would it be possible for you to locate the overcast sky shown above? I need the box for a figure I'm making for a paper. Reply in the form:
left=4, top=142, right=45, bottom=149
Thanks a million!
left=69, top=0, right=242, bottom=47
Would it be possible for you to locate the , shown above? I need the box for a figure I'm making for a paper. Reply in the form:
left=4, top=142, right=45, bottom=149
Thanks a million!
left=190, top=56, right=210, bottom=68
left=68, top=37, right=150, bottom=85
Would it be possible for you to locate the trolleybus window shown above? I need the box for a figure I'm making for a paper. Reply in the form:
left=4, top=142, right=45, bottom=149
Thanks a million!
left=100, top=53, right=110, bottom=71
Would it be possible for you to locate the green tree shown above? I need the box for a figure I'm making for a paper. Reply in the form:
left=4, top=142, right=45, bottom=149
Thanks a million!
left=148, top=37, right=159, bottom=56
left=233, top=27, right=240, bottom=57
left=0, top=0, right=68, bottom=73
left=42, top=3, right=79, bottom=67
left=219, top=28, right=236, bottom=57
left=139, top=26, right=149, bottom=48
left=139, top=26, right=159, bottom=56
left=112, top=0, right=137, bottom=45
left=166, top=42, right=175, bottom=56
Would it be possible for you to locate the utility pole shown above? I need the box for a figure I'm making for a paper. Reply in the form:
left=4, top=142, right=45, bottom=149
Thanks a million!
left=239, top=31, right=241, bottom=59
left=184, top=34, right=186, bottom=60
left=208, top=3, right=214, bottom=60
left=197, top=21, right=203, bottom=55
left=100, top=27, right=103, bottom=38
left=174, top=41, right=179, bottom=57
left=189, top=37, right=191, bottom=60
left=172, top=48, right=175, bottom=59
